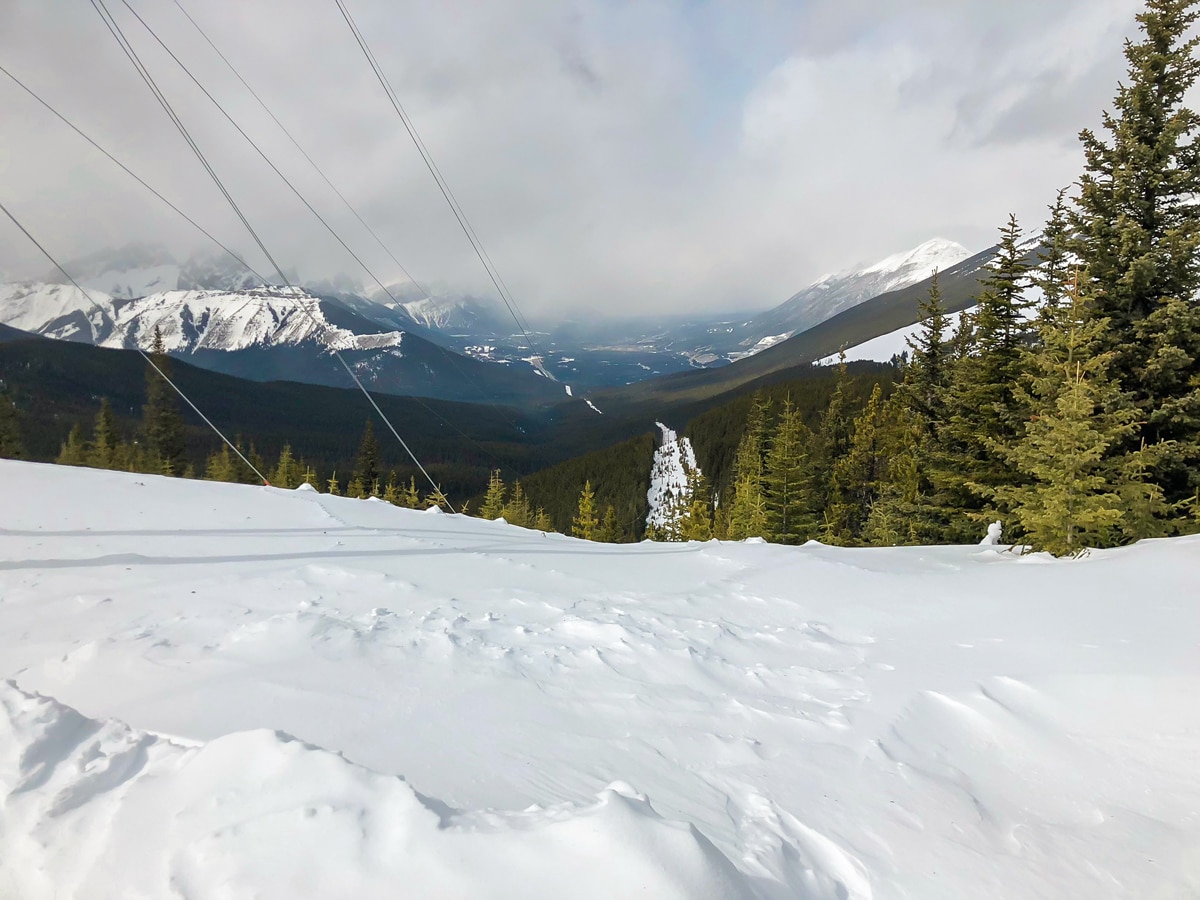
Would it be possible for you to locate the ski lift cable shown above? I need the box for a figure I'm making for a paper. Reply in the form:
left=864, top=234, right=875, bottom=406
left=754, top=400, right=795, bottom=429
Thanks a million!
left=331, top=0, right=547, bottom=360
left=160, top=0, right=527, bottom=439
left=119, top=0, right=526, bottom=440
left=0, top=62, right=515, bottom=477
left=0, top=198, right=272, bottom=486
left=90, top=0, right=453, bottom=509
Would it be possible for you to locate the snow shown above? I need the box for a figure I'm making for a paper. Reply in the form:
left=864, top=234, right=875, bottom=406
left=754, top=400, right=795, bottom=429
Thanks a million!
left=564, top=384, right=573, bottom=396
left=645, top=422, right=698, bottom=530
left=0, top=282, right=404, bottom=354
left=817, top=308, right=973, bottom=365
left=1, top=459, right=1199, bottom=898
left=585, top=399, right=603, bottom=415
left=727, top=332, right=793, bottom=362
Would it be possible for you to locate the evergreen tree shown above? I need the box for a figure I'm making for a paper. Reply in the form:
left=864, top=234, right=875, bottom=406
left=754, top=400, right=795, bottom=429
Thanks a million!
left=402, top=476, right=421, bottom=509
left=88, top=399, right=118, bottom=469
left=272, top=444, right=301, bottom=489
left=763, top=396, right=816, bottom=543
left=993, top=288, right=1162, bottom=555
left=205, top=444, right=237, bottom=482
left=725, top=393, right=771, bottom=540
left=383, top=471, right=401, bottom=505
left=1071, top=0, right=1200, bottom=508
left=534, top=507, right=555, bottom=533
left=353, top=420, right=381, bottom=489
left=481, top=469, right=507, bottom=519
left=901, top=272, right=951, bottom=432
left=327, top=471, right=341, bottom=495
left=825, top=384, right=889, bottom=544
left=348, top=476, right=367, bottom=499
left=56, top=424, right=87, bottom=466
left=141, top=326, right=186, bottom=475
left=572, top=481, right=599, bottom=540
left=678, top=468, right=714, bottom=541
left=1034, top=189, right=1073, bottom=316
left=598, top=504, right=621, bottom=542
left=0, top=387, right=23, bottom=459
left=502, top=480, right=532, bottom=527
left=935, top=216, right=1033, bottom=539
left=425, top=484, right=450, bottom=511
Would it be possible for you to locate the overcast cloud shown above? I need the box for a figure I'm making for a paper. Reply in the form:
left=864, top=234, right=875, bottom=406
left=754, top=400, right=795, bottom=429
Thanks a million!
left=0, top=0, right=1142, bottom=317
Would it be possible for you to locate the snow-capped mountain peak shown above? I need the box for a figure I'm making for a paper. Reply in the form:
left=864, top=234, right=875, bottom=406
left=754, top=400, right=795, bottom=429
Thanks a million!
left=737, top=237, right=971, bottom=355
left=0, top=282, right=403, bottom=354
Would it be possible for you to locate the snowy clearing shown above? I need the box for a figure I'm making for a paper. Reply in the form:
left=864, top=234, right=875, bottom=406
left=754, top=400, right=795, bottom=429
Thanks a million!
left=1, top=460, right=1198, bottom=898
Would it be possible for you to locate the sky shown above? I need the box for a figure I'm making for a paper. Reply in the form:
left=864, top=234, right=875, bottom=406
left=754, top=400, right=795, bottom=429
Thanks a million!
left=0, top=0, right=1143, bottom=318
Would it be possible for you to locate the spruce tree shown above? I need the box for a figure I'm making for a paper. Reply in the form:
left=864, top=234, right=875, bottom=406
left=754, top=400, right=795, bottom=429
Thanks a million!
left=901, top=272, right=951, bottom=433
left=825, top=383, right=888, bottom=545
left=763, top=397, right=816, bottom=543
left=88, top=399, right=118, bottom=469
left=572, top=481, right=599, bottom=540
left=534, top=507, right=554, bottom=533
left=402, top=476, right=421, bottom=509
left=57, top=424, right=87, bottom=466
left=327, top=471, right=341, bottom=495
left=0, top=387, right=23, bottom=459
left=141, top=326, right=186, bottom=475
left=383, top=471, right=401, bottom=505
left=1034, top=189, right=1072, bottom=316
left=272, top=444, right=301, bottom=489
left=725, top=393, right=771, bottom=540
left=353, top=420, right=381, bottom=489
left=502, top=481, right=532, bottom=527
left=481, top=469, right=507, bottom=519
left=678, top=468, right=714, bottom=541
left=598, top=504, right=621, bottom=542
left=205, top=445, right=237, bottom=482
left=934, top=216, right=1032, bottom=539
left=994, top=287, right=1159, bottom=555
left=425, top=484, right=451, bottom=510
left=1071, top=0, right=1200, bottom=509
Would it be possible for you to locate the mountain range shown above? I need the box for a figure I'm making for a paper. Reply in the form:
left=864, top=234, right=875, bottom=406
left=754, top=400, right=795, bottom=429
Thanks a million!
left=0, top=235, right=1001, bottom=410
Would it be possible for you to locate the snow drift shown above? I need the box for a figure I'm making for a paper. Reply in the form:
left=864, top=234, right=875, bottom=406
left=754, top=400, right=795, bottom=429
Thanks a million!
left=0, top=460, right=1198, bottom=898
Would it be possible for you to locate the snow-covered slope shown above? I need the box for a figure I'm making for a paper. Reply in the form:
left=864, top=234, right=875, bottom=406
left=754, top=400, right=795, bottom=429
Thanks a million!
left=2, top=460, right=1198, bottom=898
left=741, top=238, right=970, bottom=353
left=0, top=282, right=403, bottom=354
left=41, top=244, right=261, bottom=299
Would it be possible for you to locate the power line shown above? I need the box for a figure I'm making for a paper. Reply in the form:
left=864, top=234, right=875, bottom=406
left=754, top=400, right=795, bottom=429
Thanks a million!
left=159, top=0, right=527, bottom=441
left=0, top=59, right=516, bottom=474
left=0, top=63, right=268, bottom=287
left=90, top=0, right=453, bottom=509
left=0, top=198, right=271, bottom=485
left=331, top=0, right=549, bottom=364
left=118, top=0, right=526, bottom=438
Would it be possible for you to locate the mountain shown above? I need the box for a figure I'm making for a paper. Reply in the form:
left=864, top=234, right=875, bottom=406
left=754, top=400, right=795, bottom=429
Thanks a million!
left=732, top=238, right=970, bottom=357
left=0, top=280, right=563, bottom=406
left=45, top=243, right=262, bottom=299
left=585, top=242, right=1010, bottom=413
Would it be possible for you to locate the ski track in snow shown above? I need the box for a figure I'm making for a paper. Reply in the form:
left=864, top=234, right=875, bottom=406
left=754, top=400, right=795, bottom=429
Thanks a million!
left=1, top=460, right=1199, bottom=898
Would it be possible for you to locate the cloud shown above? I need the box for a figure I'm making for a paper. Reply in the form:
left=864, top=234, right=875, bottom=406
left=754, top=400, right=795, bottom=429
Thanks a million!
left=0, top=0, right=1146, bottom=317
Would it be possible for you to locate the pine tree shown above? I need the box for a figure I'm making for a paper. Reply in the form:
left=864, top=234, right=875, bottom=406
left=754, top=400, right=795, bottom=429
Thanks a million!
left=272, top=444, right=301, bottom=489
left=725, top=393, right=771, bottom=540
left=502, top=481, right=532, bottom=527
left=598, top=504, right=621, bottom=542
left=534, top=507, right=555, bottom=533
left=402, top=476, right=421, bottom=509
left=825, top=383, right=889, bottom=544
left=572, top=481, right=599, bottom=540
left=141, top=325, right=186, bottom=475
left=763, top=396, right=816, bottom=543
left=0, top=387, right=23, bottom=459
left=88, top=399, right=118, bottom=469
left=994, top=286, right=1157, bottom=555
left=1034, top=189, right=1073, bottom=316
left=1071, top=0, right=1200, bottom=509
left=678, top=468, right=714, bottom=541
left=934, top=215, right=1033, bottom=539
left=327, top=471, right=341, bottom=495
left=353, top=420, right=381, bottom=489
left=481, top=469, right=507, bottom=519
left=901, top=272, right=951, bottom=433
left=383, top=471, right=401, bottom=505
left=205, top=445, right=237, bottom=482
left=57, top=424, right=87, bottom=466
left=425, top=484, right=450, bottom=510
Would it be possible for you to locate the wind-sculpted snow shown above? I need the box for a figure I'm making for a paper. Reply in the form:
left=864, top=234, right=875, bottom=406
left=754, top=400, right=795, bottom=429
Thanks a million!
left=0, top=282, right=403, bottom=354
left=0, top=460, right=1198, bottom=898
